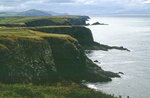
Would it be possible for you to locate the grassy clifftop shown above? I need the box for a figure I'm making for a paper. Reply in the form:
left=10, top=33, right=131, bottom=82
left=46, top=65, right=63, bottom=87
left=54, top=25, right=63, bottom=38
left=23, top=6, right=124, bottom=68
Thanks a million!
left=0, top=15, right=89, bottom=27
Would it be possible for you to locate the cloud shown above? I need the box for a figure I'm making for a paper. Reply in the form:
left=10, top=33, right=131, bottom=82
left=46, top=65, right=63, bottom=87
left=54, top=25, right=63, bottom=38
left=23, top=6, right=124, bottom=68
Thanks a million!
left=0, top=5, right=13, bottom=10
left=143, top=0, right=150, bottom=3
left=0, top=0, right=149, bottom=14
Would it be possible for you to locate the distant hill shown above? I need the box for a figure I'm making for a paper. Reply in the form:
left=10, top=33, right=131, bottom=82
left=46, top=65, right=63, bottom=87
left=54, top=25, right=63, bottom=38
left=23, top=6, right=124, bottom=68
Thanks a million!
left=17, top=9, right=51, bottom=16
left=0, top=9, right=68, bottom=17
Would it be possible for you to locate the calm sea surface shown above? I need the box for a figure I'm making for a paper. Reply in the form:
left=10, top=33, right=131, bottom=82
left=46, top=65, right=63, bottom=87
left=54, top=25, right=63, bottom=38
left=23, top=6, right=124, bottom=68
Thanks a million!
left=85, top=15, right=150, bottom=98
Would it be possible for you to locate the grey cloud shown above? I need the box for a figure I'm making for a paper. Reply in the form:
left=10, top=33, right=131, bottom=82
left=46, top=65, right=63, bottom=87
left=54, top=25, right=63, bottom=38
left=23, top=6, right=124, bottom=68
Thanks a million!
left=0, top=0, right=150, bottom=14
left=0, top=0, right=74, bottom=5
left=47, top=0, right=74, bottom=3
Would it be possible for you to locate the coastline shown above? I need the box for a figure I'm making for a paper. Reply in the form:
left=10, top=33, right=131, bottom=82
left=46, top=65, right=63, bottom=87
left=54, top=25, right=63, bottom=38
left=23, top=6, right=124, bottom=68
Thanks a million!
left=0, top=15, right=130, bottom=98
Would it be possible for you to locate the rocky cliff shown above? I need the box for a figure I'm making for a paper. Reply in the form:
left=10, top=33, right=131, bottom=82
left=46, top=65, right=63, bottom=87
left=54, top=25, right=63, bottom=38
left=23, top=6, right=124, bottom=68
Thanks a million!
left=29, top=26, right=129, bottom=51
left=0, top=28, right=119, bottom=84
left=29, top=26, right=94, bottom=45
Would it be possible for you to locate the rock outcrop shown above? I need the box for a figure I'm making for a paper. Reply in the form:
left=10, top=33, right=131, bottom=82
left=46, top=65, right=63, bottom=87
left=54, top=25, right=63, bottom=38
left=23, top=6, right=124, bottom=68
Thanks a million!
left=0, top=29, right=119, bottom=84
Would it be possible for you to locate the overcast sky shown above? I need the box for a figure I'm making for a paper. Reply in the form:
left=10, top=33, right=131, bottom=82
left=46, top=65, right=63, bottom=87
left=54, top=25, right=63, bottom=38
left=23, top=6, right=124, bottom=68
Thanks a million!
left=0, top=0, right=150, bottom=15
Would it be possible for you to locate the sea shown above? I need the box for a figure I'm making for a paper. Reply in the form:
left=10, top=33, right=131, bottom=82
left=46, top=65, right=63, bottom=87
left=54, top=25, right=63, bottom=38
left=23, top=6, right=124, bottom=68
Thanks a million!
left=85, top=15, right=150, bottom=98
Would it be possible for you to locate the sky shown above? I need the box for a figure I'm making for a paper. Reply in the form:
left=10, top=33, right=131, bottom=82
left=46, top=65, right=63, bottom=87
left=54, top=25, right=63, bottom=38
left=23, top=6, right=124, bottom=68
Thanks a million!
left=0, top=0, right=150, bottom=15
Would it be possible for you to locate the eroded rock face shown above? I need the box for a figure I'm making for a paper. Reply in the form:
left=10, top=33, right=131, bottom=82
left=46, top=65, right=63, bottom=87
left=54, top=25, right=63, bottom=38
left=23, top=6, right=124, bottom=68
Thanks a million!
left=0, top=35, right=119, bottom=84
left=0, top=37, right=56, bottom=84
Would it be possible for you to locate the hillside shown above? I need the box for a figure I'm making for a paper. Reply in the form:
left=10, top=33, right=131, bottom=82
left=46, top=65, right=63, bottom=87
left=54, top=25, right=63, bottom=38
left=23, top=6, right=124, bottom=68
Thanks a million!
left=0, top=15, right=90, bottom=27
left=0, top=27, right=119, bottom=84
left=17, top=9, right=52, bottom=17
left=0, top=9, right=68, bottom=17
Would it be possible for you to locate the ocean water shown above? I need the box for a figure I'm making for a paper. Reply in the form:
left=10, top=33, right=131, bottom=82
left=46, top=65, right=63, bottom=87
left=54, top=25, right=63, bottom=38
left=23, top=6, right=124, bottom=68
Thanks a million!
left=85, top=15, right=150, bottom=98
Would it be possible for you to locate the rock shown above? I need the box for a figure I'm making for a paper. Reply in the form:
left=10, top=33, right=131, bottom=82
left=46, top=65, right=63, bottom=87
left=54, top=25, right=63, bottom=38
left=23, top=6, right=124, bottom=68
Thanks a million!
left=94, top=60, right=99, bottom=62
left=82, top=42, right=130, bottom=51
left=118, top=72, right=124, bottom=74
left=92, top=22, right=108, bottom=25
left=92, top=22, right=101, bottom=25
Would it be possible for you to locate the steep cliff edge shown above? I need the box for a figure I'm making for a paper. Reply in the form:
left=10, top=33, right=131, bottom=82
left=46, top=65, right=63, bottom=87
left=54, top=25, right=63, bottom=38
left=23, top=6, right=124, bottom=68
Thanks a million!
left=0, top=28, right=119, bottom=84
left=29, top=26, right=94, bottom=45
left=29, top=26, right=129, bottom=51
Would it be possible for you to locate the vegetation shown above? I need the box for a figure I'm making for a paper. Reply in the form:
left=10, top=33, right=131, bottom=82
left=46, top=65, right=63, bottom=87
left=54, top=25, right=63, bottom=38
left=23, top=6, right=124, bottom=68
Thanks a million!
left=0, top=84, right=116, bottom=98
left=0, top=27, right=75, bottom=40
left=0, top=15, right=89, bottom=27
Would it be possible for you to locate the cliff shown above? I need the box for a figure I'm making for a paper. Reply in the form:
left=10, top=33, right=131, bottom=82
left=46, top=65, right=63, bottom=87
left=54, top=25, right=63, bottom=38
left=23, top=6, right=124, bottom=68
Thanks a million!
left=29, top=26, right=129, bottom=51
left=29, top=26, right=94, bottom=45
left=0, top=15, right=129, bottom=50
left=0, top=15, right=90, bottom=27
left=0, top=28, right=119, bottom=84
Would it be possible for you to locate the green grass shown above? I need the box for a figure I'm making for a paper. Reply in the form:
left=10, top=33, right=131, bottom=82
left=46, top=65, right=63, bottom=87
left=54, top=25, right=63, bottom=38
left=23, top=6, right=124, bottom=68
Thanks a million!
left=0, top=84, right=116, bottom=98
left=0, top=27, right=77, bottom=51
left=0, top=27, right=76, bottom=40
left=0, top=15, right=89, bottom=27
left=0, top=16, right=84, bottom=24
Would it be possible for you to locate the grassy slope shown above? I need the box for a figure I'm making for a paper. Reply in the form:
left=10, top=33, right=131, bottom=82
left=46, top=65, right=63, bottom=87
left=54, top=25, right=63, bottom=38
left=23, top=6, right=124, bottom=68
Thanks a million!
left=0, top=27, right=75, bottom=40
left=0, top=84, right=115, bottom=98
left=0, top=16, right=87, bottom=24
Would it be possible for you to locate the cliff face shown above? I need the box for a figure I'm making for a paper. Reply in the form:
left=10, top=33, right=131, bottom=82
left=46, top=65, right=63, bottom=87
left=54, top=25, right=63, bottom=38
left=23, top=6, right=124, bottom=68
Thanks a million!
left=30, top=26, right=94, bottom=46
left=0, top=37, right=56, bottom=84
left=29, top=26, right=129, bottom=51
left=0, top=29, right=119, bottom=84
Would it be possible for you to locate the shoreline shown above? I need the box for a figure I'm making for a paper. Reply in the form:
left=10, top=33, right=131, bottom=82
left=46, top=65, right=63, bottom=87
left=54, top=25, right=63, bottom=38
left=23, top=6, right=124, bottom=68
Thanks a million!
left=0, top=15, right=130, bottom=98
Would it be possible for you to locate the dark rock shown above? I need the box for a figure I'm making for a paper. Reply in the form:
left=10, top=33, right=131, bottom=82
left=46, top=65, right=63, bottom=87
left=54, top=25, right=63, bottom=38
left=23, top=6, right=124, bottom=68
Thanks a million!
left=82, top=42, right=130, bottom=51
left=118, top=72, right=124, bottom=74
left=92, top=22, right=108, bottom=25
left=92, top=22, right=101, bottom=25
left=94, top=60, right=99, bottom=62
